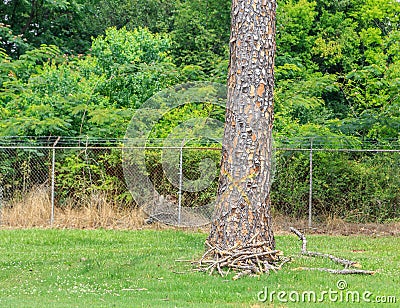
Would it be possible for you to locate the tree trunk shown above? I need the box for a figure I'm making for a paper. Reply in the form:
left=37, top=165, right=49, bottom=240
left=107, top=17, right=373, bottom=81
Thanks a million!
left=207, top=0, right=277, bottom=251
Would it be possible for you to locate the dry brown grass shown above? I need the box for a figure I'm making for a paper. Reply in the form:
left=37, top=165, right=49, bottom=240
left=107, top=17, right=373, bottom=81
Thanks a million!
left=0, top=187, right=145, bottom=229
left=1, top=187, right=52, bottom=228
left=2, top=188, right=399, bottom=235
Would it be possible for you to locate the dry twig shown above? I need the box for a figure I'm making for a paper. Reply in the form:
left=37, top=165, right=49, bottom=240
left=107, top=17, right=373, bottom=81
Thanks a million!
left=294, top=267, right=376, bottom=275
left=290, top=227, right=376, bottom=275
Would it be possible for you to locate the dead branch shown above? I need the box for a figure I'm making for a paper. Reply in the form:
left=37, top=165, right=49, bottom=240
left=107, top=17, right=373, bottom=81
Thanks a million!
left=290, top=227, right=376, bottom=275
left=289, top=227, right=307, bottom=253
left=295, top=267, right=376, bottom=275
left=289, top=227, right=358, bottom=268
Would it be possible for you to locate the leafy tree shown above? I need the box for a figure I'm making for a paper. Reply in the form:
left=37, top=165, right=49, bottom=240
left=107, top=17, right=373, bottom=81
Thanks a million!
left=170, top=0, right=231, bottom=71
left=0, top=0, right=176, bottom=58
left=0, top=0, right=86, bottom=57
left=88, top=27, right=179, bottom=108
left=276, top=0, right=318, bottom=67
left=0, top=28, right=180, bottom=137
left=80, top=0, right=175, bottom=35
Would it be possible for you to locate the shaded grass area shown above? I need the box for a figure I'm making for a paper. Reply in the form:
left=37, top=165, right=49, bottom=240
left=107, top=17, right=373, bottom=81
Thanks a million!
left=0, top=229, right=398, bottom=307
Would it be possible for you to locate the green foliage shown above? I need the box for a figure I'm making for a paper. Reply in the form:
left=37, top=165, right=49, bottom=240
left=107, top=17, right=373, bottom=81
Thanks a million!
left=274, top=69, right=338, bottom=137
left=87, top=27, right=179, bottom=109
left=79, top=0, right=175, bottom=42
left=90, top=27, right=172, bottom=75
left=2, top=0, right=397, bottom=141
left=0, top=148, right=50, bottom=199
left=311, top=152, right=400, bottom=222
left=170, top=0, right=230, bottom=72
left=55, top=149, right=131, bottom=207
left=276, top=0, right=318, bottom=66
left=0, top=0, right=86, bottom=57
left=271, top=150, right=400, bottom=222
left=0, top=28, right=181, bottom=137
left=0, top=24, right=30, bottom=58
left=275, top=0, right=399, bottom=140
left=142, top=147, right=220, bottom=209
left=0, top=0, right=399, bottom=221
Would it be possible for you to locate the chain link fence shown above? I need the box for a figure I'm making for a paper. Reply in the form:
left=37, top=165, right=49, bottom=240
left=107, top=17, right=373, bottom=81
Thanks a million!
left=0, top=137, right=399, bottom=227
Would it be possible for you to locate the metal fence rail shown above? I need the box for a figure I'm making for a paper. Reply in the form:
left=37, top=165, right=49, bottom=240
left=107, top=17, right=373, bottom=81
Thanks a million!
left=0, top=137, right=399, bottom=227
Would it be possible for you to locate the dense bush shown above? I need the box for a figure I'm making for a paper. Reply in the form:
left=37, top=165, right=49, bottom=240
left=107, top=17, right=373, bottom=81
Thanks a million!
left=271, top=150, right=400, bottom=222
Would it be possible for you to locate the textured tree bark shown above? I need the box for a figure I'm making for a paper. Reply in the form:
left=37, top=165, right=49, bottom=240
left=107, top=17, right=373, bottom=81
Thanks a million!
left=207, top=0, right=277, bottom=251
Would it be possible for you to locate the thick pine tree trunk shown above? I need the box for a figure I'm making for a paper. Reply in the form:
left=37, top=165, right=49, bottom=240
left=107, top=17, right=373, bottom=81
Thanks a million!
left=207, top=0, right=277, bottom=251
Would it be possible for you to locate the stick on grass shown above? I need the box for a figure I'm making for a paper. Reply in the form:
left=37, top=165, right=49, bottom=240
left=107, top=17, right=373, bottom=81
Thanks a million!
left=290, top=227, right=376, bottom=275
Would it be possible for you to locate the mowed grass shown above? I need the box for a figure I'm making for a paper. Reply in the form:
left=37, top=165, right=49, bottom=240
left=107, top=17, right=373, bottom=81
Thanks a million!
left=0, top=229, right=398, bottom=307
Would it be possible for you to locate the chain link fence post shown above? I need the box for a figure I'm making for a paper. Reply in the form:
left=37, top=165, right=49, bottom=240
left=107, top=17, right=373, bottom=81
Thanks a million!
left=177, top=140, right=185, bottom=225
left=50, top=137, right=60, bottom=226
left=0, top=184, right=3, bottom=224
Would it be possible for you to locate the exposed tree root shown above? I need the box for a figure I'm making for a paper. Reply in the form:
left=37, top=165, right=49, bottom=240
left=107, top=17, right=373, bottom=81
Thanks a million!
left=193, top=232, right=290, bottom=280
left=290, top=227, right=376, bottom=275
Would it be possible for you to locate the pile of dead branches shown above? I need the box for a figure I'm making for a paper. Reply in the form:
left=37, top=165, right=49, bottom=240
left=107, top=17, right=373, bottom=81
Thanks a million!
left=194, top=234, right=290, bottom=280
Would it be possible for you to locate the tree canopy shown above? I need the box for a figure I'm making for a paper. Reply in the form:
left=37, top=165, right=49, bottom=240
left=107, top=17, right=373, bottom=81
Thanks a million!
left=0, top=0, right=399, bottom=142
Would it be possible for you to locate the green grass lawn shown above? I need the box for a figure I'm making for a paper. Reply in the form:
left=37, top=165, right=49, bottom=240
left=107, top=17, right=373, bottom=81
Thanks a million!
left=0, top=229, right=398, bottom=307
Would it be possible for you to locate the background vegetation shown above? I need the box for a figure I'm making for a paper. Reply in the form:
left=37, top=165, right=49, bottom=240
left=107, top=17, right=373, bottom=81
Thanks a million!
left=0, top=0, right=399, bottom=222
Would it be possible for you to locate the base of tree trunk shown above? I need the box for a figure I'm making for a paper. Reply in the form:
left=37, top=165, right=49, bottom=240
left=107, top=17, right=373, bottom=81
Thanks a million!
left=194, top=232, right=290, bottom=280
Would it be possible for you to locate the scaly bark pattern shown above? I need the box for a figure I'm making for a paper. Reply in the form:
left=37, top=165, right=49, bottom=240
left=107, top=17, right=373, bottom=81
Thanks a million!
left=207, top=0, right=277, bottom=251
